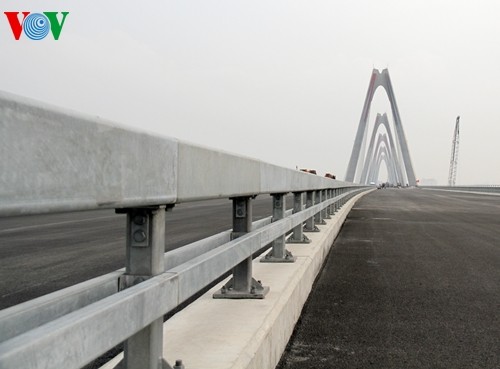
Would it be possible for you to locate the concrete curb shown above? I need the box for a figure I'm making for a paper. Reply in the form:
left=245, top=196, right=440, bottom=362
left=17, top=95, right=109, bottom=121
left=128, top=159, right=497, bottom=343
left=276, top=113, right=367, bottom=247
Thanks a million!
left=101, top=190, right=372, bottom=369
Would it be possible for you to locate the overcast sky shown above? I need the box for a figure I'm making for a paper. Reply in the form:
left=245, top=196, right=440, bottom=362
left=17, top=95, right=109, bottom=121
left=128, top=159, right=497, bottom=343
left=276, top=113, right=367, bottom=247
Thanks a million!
left=2, top=1, right=499, bottom=185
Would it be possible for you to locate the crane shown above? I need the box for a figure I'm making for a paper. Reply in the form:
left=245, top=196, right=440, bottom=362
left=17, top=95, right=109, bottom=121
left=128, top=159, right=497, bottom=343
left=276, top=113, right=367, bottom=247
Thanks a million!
left=448, top=116, right=460, bottom=186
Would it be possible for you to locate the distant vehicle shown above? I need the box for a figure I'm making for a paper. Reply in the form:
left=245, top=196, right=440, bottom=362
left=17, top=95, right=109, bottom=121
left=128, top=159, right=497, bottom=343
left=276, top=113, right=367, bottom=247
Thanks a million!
left=300, top=169, right=317, bottom=175
left=325, top=173, right=336, bottom=179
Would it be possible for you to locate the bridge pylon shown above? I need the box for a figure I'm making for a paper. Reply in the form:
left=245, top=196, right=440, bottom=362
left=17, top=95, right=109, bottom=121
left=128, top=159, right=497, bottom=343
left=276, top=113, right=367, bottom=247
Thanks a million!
left=345, top=69, right=416, bottom=186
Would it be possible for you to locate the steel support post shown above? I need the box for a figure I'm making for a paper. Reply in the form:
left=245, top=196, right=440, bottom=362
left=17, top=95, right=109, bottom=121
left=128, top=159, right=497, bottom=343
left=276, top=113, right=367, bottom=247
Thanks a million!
left=326, top=189, right=331, bottom=216
left=328, top=189, right=334, bottom=215
left=304, top=191, right=319, bottom=232
left=214, top=197, right=269, bottom=299
left=322, top=190, right=331, bottom=219
left=119, top=206, right=170, bottom=369
left=287, top=192, right=310, bottom=243
left=261, top=193, right=296, bottom=262
left=314, top=190, right=326, bottom=225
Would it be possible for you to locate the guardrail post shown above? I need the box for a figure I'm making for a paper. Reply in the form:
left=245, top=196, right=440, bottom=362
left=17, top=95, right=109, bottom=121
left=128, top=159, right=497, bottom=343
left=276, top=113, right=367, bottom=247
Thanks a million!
left=322, top=189, right=331, bottom=219
left=118, top=206, right=170, bottom=369
left=287, top=192, right=311, bottom=243
left=261, top=193, right=296, bottom=262
left=314, top=190, right=326, bottom=225
left=326, top=189, right=331, bottom=216
left=214, top=196, right=269, bottom=299
left=304, top=191, right=319, bottom=232
left=328, top=189, right=334, bottom=215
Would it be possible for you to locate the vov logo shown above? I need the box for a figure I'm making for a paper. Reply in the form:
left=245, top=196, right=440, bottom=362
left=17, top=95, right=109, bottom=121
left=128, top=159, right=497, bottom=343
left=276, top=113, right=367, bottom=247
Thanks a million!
left=4, top=12, right=69, bottom=40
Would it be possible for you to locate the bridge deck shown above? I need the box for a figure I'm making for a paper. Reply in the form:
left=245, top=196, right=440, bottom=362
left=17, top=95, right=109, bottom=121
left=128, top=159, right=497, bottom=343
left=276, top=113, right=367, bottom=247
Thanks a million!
left=278, top=189, right=499, bottom=369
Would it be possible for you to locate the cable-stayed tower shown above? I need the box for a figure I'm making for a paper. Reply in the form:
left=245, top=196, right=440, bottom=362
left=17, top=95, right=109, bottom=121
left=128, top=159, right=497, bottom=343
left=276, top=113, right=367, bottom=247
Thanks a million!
left=448, top=116, right=460, bottom=186
left=345, top=69, right=417, bottom=185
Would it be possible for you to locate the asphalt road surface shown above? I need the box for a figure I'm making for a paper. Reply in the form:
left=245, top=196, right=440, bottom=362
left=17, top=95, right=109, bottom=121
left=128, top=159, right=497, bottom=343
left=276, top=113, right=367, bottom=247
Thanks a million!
left=278, top=189, right=499, bottom=369
left=0, top=195, right=290, bottom=310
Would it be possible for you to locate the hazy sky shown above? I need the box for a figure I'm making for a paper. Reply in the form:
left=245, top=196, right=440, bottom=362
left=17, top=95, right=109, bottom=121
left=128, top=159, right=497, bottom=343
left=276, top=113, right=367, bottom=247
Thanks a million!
left=2, top=1, right=499, bottom=185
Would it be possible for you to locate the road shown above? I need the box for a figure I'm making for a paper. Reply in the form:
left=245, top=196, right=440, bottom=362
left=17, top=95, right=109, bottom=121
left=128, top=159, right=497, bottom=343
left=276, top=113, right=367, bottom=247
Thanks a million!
left=278, top=189, right=499, bottom=369
left=0, top=196, right=289, bottom=310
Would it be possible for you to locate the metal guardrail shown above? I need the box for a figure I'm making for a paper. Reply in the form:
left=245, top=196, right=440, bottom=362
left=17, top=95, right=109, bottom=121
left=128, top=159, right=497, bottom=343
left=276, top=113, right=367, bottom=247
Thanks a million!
left=420, top=185, right=500, bottom=195
left=0, top=90, right=370, bottom=369
left=0, top=91, right=354, bottom=216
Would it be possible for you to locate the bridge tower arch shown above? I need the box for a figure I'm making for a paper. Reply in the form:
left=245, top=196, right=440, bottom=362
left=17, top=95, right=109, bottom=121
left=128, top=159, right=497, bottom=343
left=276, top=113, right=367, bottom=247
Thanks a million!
left=345, top=69, right=416, bottom=185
